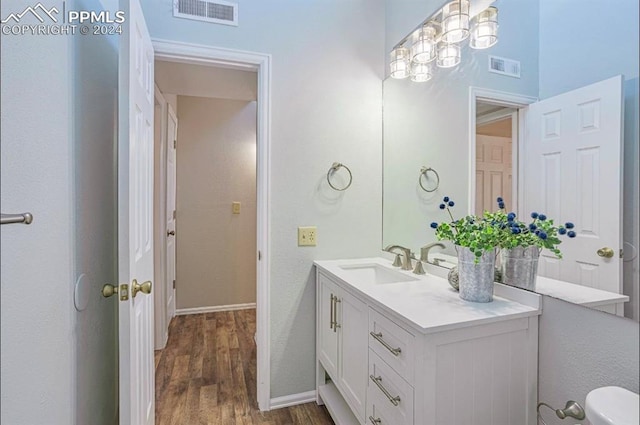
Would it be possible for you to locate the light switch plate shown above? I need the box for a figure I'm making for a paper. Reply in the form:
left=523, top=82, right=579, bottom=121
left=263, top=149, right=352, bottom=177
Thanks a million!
left=298, top=226, right=317, bottom=246
left=232, top=202, right=241, bottom=214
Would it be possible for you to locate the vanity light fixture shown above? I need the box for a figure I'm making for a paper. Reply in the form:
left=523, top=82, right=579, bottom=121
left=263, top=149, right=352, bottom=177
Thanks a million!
left=441, top=0, right=470, bottom=44
left=411, top=23, right=438, bottom=63
left=410, top=62, right=433, bottom=82
left=470, top=6, right=498, bottom=49
left=388, top=2, right=499, bottom=82
left=390, top=47, right=411, bottom=79
left=436, top=43, right=461, bottom=68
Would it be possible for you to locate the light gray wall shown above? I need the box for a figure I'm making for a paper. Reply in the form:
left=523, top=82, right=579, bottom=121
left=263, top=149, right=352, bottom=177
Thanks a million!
left=0, top=0, right=118, bottom=424
left=1, top=9, right=75, bottom=424
left=140, top=0, right=385, bottom=397
left=538, top=296, right=640, bottom=425
left=382, top=0, right=540, bottom=253
left=176, top=96, right=257, bottom=309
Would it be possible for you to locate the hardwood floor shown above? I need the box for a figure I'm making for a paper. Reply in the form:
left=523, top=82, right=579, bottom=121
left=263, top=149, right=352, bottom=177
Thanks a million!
left=155, top=309, right=334, bottom=425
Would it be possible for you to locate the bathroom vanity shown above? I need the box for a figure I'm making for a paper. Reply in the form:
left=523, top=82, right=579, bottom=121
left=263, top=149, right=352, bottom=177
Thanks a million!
left=315, top=258, right=542, bottom=425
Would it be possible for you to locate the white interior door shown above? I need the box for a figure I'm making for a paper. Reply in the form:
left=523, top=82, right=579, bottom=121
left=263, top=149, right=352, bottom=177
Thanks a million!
left=523, top=75, right=623, bottom=293
left=118, top=0, right=155, bottom=424
left=165, top=105, right=177, bottom=320
left=476, top=134, right=513, bottom=214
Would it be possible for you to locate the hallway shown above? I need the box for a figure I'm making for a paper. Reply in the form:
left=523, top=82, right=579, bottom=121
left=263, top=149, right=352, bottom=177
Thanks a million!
left=155, top=310, right=334, bottom=424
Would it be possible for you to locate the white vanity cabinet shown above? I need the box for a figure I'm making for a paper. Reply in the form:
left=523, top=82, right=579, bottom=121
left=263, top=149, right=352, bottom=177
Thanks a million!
left=315, top=259, right=542, bottom=425
left=317, top=272, right=368, bottom=422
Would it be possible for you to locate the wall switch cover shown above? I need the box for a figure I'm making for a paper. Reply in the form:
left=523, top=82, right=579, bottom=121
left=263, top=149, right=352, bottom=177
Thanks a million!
left=232, top=202, right=241, bottom=214
left=298, top=226, right=317, bottom=246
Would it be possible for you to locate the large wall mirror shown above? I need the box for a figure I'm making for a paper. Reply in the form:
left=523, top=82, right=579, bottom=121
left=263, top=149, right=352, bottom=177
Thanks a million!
left=383, top=0, right=639, bottom=321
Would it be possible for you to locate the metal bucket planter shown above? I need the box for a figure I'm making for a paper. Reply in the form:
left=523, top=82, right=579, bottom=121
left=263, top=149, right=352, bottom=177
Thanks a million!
left=456, top=246, right=496, bottom=303
left=500, top=246, right=540, bottom=291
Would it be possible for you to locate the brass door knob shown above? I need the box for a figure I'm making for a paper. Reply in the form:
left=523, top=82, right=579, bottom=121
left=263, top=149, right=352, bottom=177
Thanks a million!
left=102, top=284, right=118, bottom=298
left=132, top=279, right=152, bottom=297
left=167, top=230, right=175, bottom=236
left=597, top=247, right=614, bottom=258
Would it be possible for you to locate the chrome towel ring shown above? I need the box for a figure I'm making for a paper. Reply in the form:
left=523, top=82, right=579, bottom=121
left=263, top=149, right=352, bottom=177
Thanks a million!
left=327, top=162, right=353, bottom=191
left=419, top=166, right=440, bottom=192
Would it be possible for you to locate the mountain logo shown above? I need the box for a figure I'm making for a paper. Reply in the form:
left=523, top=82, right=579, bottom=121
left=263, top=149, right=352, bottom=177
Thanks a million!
left=1, top=3, right=60, bottom=24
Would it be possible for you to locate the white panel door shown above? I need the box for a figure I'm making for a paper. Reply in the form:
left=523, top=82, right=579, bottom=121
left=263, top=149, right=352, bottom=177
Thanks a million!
left=476, top=134, right=513, bottom=214
left=118, top=0, right=155, bottom=424
left=524, top=76, right=623, bottom=293
left=165, top=104, right=177, bottom=320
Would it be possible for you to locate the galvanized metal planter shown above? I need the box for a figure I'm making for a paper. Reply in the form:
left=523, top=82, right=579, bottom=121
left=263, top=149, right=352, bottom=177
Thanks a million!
left=456, top=246, right=496, bottom=303
left=500, top=246, right=540, bottom=291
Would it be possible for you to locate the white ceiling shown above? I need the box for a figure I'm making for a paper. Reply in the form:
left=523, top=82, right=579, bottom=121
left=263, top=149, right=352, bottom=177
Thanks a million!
left=155, top=61, right=257, bottom=102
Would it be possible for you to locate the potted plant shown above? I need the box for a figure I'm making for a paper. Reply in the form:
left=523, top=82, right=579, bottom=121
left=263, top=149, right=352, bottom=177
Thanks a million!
left=487, top=197, right=576, bottom=290
left=430, top=197, right=501, bottom=303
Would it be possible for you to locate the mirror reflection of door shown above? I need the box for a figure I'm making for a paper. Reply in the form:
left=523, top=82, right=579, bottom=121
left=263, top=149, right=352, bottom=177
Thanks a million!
left=475, top=104, right=518, bottom=216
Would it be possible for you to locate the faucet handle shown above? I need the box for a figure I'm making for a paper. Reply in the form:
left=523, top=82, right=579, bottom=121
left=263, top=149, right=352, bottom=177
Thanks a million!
left=392, top=254, right=403, bottom=267
left=413, top=260, right=425, bottom=275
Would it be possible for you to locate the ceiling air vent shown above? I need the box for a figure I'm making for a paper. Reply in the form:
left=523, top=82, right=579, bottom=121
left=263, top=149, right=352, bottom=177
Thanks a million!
left=173, top=0, right=238, bottom=26
left=488, top=55, right=521, bottom=78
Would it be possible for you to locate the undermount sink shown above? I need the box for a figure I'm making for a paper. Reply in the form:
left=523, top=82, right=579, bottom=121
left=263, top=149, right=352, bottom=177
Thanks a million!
left=338, top=263, right=419, bottom=284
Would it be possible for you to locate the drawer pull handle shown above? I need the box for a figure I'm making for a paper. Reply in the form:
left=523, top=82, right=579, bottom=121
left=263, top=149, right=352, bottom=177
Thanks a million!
left=368, top=416, right=382, bottom=424
left=370, top=375, right=401, bottom=406
left=370, top=332, right=402, bottom=356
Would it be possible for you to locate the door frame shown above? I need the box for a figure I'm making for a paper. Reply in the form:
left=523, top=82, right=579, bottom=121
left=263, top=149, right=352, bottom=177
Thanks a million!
left=152, top=38, right=273, bottom=411
left=468, top=87, right=537, bottom=216
left=153, top=84, right=169, bottom=350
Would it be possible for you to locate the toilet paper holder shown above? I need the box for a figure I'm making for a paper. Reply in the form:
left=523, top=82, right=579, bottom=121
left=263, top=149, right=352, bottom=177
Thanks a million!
left=537, top=400, right=585, bottom=424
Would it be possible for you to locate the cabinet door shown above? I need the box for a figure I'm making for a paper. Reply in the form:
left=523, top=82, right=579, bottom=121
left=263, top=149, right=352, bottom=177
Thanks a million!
left=337, top=288, right=368, bottom=422
left=318, top=274, right=339, bottom=378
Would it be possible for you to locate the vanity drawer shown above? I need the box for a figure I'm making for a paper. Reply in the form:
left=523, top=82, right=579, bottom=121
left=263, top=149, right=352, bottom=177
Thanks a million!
left=368, top=307, right=415, bottom=384
left=367, top=349, right=414, bottom=425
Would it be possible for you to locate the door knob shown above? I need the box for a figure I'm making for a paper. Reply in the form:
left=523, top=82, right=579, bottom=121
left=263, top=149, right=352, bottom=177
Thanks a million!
left=132, top=279, right=152, bottom=297
left=102, top=284, right=118, bottom=298
left=597, top=247, right=614, bottom=258
left=167, top=230, right=175, bottom=236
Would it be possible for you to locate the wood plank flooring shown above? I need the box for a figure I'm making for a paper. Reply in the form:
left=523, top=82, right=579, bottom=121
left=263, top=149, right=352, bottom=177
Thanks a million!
left=155, top=310, right=335, bottom=425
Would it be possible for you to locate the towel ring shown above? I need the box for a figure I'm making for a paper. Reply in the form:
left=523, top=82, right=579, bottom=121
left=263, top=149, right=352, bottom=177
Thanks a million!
left=327, top=162, right=353, bottom=191
left=419, top=166, right=440, bottom=192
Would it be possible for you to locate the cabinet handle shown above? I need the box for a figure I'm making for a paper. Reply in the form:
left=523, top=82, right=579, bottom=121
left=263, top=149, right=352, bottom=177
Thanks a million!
left=368, top=416, right=382, bottom=424
left=369, top=375, right=401, bottom=406
left=370, top=332, right=402, bottom=356
left=330, top=294, right=335, bottom=330
left=333, top=297, right=341, bottom=333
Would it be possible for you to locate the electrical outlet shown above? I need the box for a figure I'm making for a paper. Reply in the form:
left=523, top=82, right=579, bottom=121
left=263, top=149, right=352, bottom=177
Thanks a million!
left=298, top=226, right=317, bottom=246
left=232, top=202, right=241, bottom=214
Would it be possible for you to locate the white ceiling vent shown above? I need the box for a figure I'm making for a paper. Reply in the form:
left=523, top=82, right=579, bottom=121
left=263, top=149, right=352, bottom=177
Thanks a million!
left=173, top=0, right=238, bottom=26
left=488, top=55, right=521, bottom=78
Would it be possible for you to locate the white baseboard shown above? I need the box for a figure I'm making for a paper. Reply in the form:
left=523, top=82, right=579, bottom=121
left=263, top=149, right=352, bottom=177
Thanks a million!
left=269, top=390, right=317, bottom=410
left=175, top=303, right=256, bottom=316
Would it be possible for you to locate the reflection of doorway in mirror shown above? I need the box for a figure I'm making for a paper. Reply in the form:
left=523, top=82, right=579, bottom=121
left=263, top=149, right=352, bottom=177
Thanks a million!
left=475, top=104, right=518, bottom=215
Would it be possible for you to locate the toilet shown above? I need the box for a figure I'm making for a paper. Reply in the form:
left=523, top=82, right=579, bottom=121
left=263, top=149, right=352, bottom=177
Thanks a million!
left=585, top=386, right=639, bottom=425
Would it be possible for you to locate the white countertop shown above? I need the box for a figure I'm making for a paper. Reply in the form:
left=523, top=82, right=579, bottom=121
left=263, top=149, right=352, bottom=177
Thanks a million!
left=314, top=257, right=541, bottom=334
left=535, top=276, right=629, bottom=307
left=427, top=252, right=629, bottom=308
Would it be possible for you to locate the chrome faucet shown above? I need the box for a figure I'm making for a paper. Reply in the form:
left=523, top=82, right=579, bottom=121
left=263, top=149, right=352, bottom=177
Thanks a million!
left=384, top=244, right=413, bottom=271
left=420, top=242, right=446, bottom=265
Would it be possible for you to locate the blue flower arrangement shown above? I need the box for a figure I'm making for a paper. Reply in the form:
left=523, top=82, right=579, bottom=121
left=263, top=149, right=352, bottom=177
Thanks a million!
left=430, top=196, right=577, bottom=260
left=488, top=197, right=576, bottom=258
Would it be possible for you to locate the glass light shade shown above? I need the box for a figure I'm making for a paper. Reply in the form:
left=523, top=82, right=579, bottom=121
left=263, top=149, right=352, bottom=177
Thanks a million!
left=437, top=43, right=461, bottom=68
left=410, top=62, right=433, bottom=82
left=389, top=47, right=411, bottom=79
left=441, top=0, right=470, bottom=44
left=411, top=24, right=437, bottom=63
left=470, top=7, right=498, bottom=49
